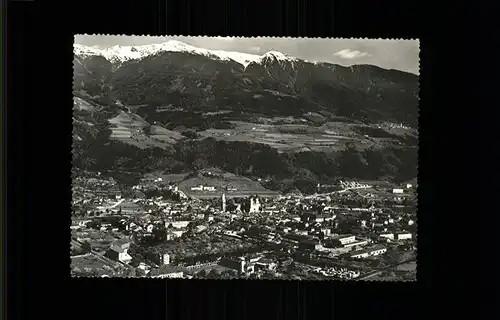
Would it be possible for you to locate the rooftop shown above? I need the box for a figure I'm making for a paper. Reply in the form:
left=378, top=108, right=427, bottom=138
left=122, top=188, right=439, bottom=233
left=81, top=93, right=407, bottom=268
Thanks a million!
left=112, top=238, right=131, bottom=247
left=350, top=245, right=387, bottom=256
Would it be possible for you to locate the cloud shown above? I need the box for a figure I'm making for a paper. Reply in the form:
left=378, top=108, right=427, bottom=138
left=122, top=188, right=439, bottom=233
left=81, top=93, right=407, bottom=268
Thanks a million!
left=249, top=46, right=261, bottom=53
left=333, top=49, right=371, bottom=59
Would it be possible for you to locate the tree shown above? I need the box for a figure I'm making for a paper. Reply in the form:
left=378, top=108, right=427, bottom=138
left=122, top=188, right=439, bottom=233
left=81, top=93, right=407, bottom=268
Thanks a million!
left=153, top=224, right=168, bottom=243
left=81, top=241, right=92, bottom=253
left=384, top=250, right=401, bottom=265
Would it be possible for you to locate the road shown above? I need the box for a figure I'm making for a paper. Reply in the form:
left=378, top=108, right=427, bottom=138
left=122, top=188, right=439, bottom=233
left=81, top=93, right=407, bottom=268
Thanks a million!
left=356, top=258, right=417, bottom=280
left=294, top=255, right=416, bottom=281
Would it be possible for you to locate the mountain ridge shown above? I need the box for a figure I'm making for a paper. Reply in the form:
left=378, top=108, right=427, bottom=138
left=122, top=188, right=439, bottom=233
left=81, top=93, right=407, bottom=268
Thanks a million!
left=72, top=40, right=419, bottom=193
left=74, top=40, right=418, bottom=75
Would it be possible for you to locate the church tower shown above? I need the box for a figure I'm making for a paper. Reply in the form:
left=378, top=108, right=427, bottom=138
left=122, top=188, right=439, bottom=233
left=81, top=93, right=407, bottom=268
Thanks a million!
left=222, top=193, right=226, bottom=212
left=249, top=196, right=261, bottom=213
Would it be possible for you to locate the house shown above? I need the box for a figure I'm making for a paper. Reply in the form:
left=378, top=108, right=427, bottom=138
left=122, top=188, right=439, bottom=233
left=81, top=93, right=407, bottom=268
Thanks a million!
left=254, top=258, right=277, bottom=271
left=165, top=220, right=190, bottom=229
left=392, top=188, right=404, bottom=194
left=368, top=245, right=387, bottom=256
left=262, top=205, right=280, bottom=214
left=105, top=239, right=132, bottom=264
left=379, top=233, right=395, bottom=240
left=171, top=229, right=187, bottom=238
left=350, top=250, right=370, bottom=259
left=314, top=213, right=336, bottom=223
left=71, top=219, right=92, bottom=230
left=337, top=235, right=356, bottom=245
left=190, top=185, right=216, bottom=192
left=219, top=257, right=255, bottom=275
left=342, top=239, right=369, bottom=249
left=137, top=262, right=151, bottom=275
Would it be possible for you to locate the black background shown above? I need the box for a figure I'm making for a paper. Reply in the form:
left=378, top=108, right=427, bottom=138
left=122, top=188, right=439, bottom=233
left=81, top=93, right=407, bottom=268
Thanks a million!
left=5, top=0, right=484, bottom=319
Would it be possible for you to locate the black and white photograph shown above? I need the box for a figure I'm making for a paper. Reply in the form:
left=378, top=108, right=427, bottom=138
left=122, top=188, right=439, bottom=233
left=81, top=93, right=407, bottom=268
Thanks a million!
left=71, top=35, right=419, bottom=280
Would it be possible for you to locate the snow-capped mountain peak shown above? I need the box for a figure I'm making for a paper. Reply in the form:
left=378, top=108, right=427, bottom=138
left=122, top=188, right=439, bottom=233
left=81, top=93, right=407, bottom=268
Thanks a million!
left=260, top=51, right=297, bottom=62
left=74, top=40, right=262, bottom=67
left=74, top=40, right=300, bottom=68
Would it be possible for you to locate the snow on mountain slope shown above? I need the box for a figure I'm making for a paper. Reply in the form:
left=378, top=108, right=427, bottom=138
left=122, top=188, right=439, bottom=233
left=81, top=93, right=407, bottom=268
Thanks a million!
left=74, top=40, right=298, bottom=68
left=258, top=51, right=298, bottom=62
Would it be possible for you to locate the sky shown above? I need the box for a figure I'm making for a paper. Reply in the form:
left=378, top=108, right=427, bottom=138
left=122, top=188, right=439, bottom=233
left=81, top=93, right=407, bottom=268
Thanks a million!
left=74, top=35, right=420, bottom=74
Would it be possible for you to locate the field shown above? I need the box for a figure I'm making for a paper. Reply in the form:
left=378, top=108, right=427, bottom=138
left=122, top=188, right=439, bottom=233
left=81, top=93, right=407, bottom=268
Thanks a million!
left=72, top=228, right=129, bottom=251
left=145, top=170, right=279, bottom=199
left=159, top=173, right=192, bottom=183
left=108, top=111, right=185, bottom=149
left=178, top=174, right=279, bottom=199
left=189, top=264, right=234, bottom=275
left=187, top=190, right=280, bottom=199
left=71, top=254, right=127, bottom=276
left=353, top=187, right=415, bottom=199
left=197, top=121, right=387, bottom=153
left=396, top=262, right=417, bottom=272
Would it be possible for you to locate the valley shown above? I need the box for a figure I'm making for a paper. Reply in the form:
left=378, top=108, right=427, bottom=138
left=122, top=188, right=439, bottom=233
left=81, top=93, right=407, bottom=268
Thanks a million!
left=72, top=40, right=419, bottom=195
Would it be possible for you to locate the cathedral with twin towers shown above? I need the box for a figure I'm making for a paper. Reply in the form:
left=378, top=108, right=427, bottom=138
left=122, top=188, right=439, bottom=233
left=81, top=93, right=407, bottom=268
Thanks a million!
left=221, top=193, right=261, bottom=214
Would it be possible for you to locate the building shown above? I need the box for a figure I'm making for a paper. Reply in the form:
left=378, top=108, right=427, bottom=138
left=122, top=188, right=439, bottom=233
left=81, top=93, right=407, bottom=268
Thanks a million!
left=149, top=266, right=184, bottom=278
left=392, top=188, right=404, bottom=194
left=379, top=233, right=395, bottom=240
left=314, top=213, right=336, bottom=223
left=343, top=239, right=369, bottom=249
left=349, top=245, right=387, bottom=259
left=254, top=258, right=277, bottom=271
left=249, top=196, right=261, bottom=213
left=71, top=219, right=92, bottom=230
left=219, top=257, right=255, bottom=274
left=321, top=228, right=332, bottom=236
left=222, top=256, right=257, bottom=274
left=162, top=253, right=170, bottom=265
left=190, top=184, right=216, bottom=192
left=397, top=232, right=412, bottom=240
left=171, top=229, right=187, bottom=238
left=105, top=239, right=132, bottom=264
left=317, top=246, right=350, bottom=256
left=262, top=205, right=280, bottom=214
left=222, top=193, right=226, bottom=212
left=165, top=220, right=190, bottom=229
left=337, top=235, right=356, bottom=245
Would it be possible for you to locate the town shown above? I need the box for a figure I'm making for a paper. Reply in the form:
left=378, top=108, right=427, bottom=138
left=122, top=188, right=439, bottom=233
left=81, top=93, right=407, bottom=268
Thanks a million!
left=71, top=170, right=417, bottom=281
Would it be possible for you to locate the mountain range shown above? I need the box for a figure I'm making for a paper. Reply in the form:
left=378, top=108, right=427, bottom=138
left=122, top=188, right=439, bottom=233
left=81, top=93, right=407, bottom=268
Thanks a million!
left=73, top=40, right=419, bottom=193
